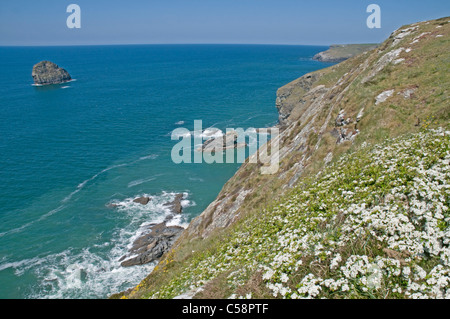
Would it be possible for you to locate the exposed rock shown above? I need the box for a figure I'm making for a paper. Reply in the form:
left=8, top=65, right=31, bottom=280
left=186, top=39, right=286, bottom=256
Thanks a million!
left=391, top=26, right=418, bottom=47
left=164, top=193, right=184, bottom=214
left=276, top=73, right=326, bottom=127
left=119, top=194, right=187, bottom=267
left=375, top=89, right=395, bottom=105
left=356, top=108, right=364, bottom=122
left=336, top=128, right=359, bottom=144
left=197, top=130, right=247, bottom=152
left=133, top=196, right=151, bottom=205
left=120, top=222, right=184, bottom=267
left=186, top=189, right=252, bottom=238
left=398, top=87, right=417, bottom=99
left=335, top=110, right=351, bottom=127
left=313, top=44, right=379, bottom=63
left=362, top=48, right=404, bottom=83
left=410, top=32, right=431, bottom=45
left=32, top=61, right=72, bottom=85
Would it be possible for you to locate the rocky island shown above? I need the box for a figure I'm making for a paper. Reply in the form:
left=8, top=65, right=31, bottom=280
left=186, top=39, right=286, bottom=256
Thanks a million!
left=313, top=43, right=379, bottom=63
left=32, top=61, right=72, bottom=85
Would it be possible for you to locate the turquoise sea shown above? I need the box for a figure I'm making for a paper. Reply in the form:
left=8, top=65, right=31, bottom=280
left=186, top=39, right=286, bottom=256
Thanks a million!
left=0, top=44, right=329, bottom=299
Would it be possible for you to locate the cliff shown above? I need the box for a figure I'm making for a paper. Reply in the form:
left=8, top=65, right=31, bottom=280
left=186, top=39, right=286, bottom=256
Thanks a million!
left=313, top=44, right=379, bottom=63
left=113, top=16, right=450, bottom=299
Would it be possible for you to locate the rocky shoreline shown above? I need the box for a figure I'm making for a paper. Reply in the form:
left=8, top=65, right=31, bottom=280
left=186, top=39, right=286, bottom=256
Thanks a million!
left=113, top=193, right=186, bottom=268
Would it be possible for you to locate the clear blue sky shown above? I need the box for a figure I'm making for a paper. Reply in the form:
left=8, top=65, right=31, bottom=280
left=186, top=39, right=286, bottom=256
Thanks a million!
left=1, top=0, right=449, bottom=46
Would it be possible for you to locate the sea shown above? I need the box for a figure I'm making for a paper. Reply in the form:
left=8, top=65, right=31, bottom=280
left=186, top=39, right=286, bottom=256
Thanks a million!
left=0, top=44, right=329, bottom=299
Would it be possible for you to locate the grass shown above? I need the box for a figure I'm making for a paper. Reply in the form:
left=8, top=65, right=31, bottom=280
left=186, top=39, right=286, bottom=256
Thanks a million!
left=118, top=129, right=449, bottom=299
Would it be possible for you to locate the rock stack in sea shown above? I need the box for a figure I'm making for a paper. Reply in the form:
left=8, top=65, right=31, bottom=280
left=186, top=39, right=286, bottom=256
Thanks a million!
left=32, top=61, right=72, bottom=85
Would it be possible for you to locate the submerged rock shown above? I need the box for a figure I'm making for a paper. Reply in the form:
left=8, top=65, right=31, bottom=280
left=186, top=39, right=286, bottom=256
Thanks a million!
left=32, top=61, right=71, bottom=85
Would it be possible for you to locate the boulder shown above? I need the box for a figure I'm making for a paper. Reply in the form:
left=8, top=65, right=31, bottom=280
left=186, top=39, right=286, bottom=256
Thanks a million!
left=32, top=61, right=71, bottom=85
left=120, top=222, right=184, bottom=267
left=133, top=196, right=151, bottom=205
left=164, top=193, right=184, bottom=214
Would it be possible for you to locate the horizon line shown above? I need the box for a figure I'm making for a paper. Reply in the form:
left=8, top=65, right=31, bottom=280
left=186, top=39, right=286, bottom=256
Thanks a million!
left=0, top=42, right=380, bottom=48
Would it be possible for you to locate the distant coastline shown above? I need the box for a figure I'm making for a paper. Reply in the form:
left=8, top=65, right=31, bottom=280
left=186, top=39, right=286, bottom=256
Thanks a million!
left=313, top=43, right=379, bottom=63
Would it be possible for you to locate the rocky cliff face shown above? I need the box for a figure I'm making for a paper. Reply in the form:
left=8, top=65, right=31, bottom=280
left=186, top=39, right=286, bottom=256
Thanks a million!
left=32, top=61, right=72, bottom=85
left=115, top=16, right=450, bottom=299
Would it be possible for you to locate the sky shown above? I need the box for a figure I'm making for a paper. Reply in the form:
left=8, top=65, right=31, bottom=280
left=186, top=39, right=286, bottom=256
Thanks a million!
left=0, top=0, right=449, bottom=46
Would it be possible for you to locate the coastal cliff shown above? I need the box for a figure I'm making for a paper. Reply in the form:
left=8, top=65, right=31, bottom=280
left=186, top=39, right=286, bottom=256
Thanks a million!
left=113, top=17, right=450, bottom=299
left=313, top=44, right=379, bottom=63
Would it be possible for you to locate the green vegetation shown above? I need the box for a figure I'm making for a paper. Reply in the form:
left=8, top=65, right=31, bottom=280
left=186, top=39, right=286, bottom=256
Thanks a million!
left=121, top=129, right=449, bottom=299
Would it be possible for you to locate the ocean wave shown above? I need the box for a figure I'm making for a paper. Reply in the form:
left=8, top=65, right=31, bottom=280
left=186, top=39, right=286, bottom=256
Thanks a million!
left=170, top=127, right=224, bottom=140
left=62, top=163, right=129, bottom=203
left=109, top=191, right=193, bottom=227
left=127, top=177, right=156, bottom=188
left=3, top=191, right=194, bottom=299
left=188, top=177, right=204, bottom=182
left=138, top=154, right=158, bottom=161
left=1, top=154, right=160, bottom=239
left=10, top=246, right=155, bottom=299
left=63, top=154, right=159, bottom=203
left=31, top=79, right=76, bottom=87
left=0, top=205, right=65, bottom=239
left=201, top=127, right=223, bottom=139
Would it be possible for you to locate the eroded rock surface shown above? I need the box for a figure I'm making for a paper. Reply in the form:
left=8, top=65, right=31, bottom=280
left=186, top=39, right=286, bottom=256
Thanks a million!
left=119, top=193, right=185, bottom=267
left=120, top=222, right=184, bottom=267
left=32, top=61, right=72, bottom=85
